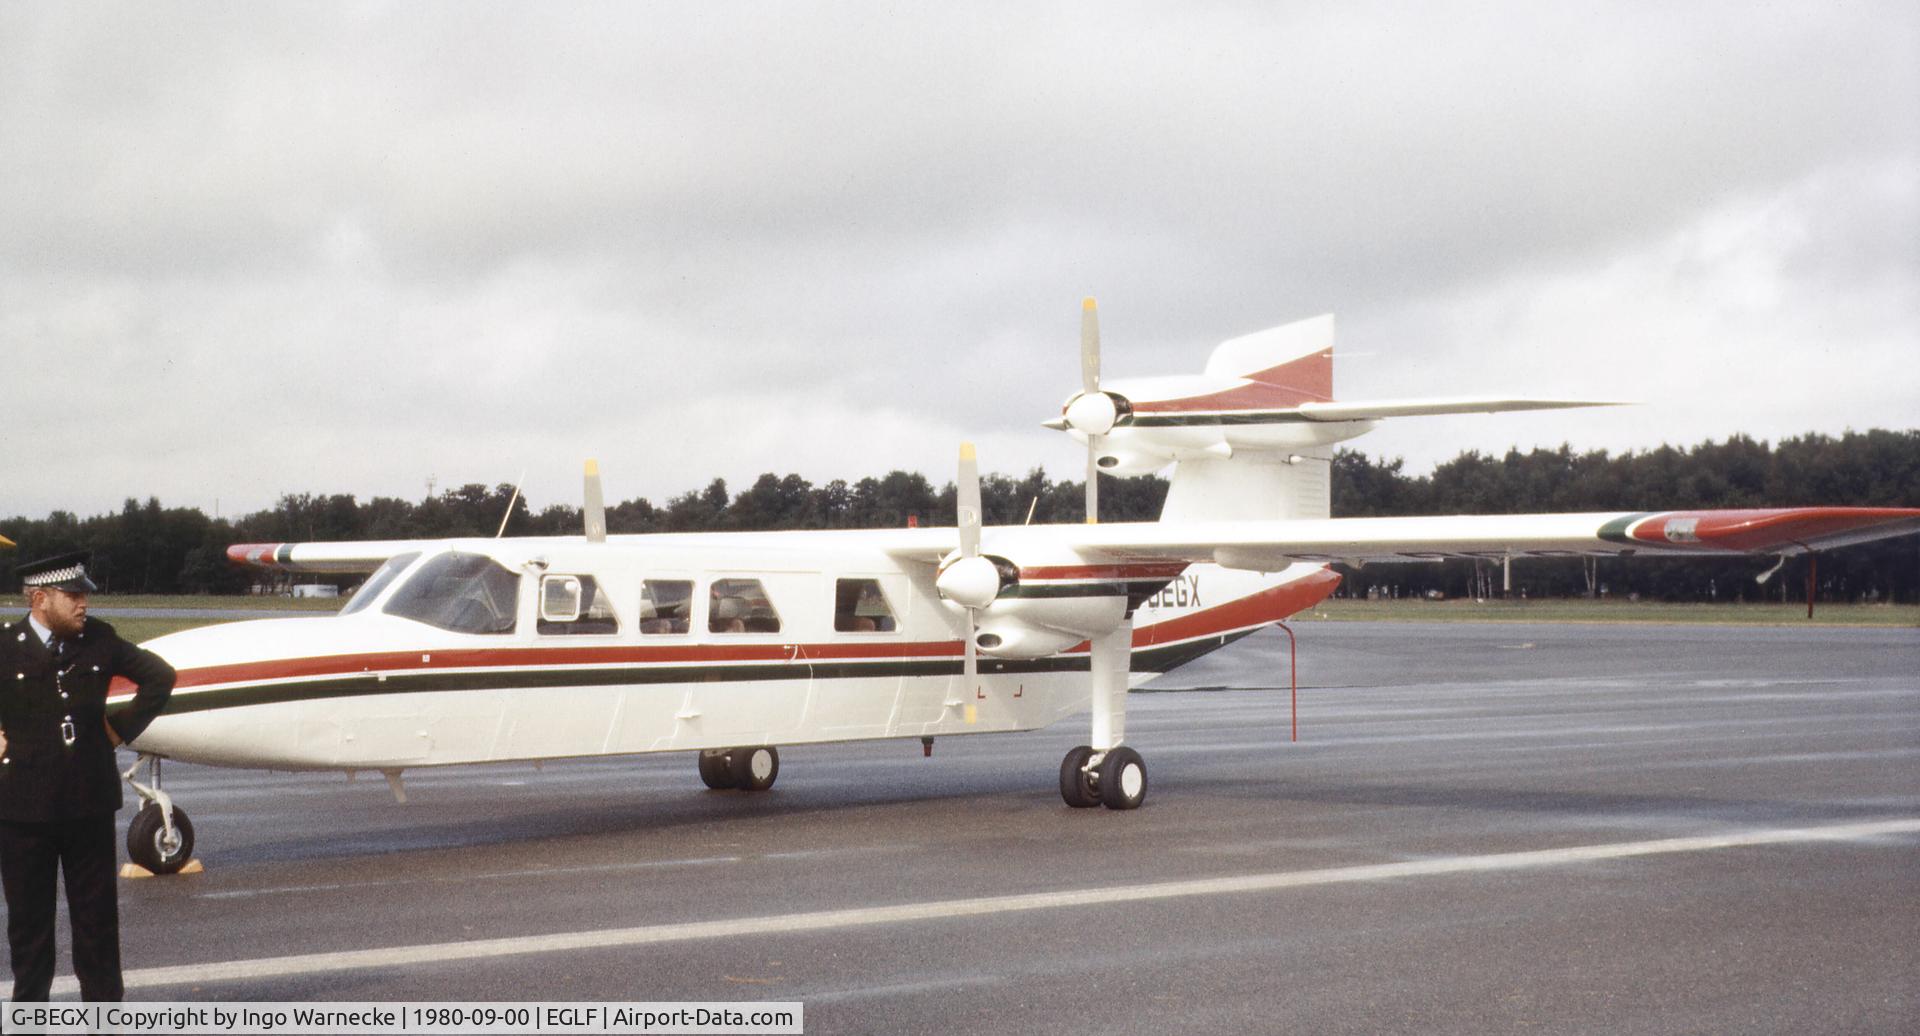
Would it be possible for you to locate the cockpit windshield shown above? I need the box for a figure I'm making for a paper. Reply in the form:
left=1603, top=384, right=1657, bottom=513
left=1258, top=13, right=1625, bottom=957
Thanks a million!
left=383, top=552, right=521, bottom=634
left=340, top=551, right=422, bottom=616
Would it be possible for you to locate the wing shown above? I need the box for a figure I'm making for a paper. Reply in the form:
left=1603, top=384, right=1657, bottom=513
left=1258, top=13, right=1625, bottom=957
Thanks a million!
left=225, top=540, right=436, bottom=573
left=1026, top=508, right=1920, bottom=569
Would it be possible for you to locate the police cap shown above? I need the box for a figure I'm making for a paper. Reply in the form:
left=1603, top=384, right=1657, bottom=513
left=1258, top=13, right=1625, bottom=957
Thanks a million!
left=16, top=551, right=99, bottom=593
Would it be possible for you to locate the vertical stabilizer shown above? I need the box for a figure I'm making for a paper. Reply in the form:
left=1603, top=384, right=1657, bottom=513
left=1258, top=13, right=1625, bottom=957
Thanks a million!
left=1161, top=450, right=1333, bottom=522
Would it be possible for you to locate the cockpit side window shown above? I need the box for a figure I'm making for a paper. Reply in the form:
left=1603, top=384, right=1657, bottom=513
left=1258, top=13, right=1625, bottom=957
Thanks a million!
left=384, top=552, right=520, bottom=635
left=537, top=574, right=620, bottom=635
left=341, top=551, right=422, bottom=616
left=709, top=577, right=781, bottom=633
left=834, top=578, right=897, bottom=632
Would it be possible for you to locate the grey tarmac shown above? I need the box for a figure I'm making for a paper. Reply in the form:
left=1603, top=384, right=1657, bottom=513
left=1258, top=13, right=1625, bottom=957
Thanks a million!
left=15, top=621, right=1919, bottom=1034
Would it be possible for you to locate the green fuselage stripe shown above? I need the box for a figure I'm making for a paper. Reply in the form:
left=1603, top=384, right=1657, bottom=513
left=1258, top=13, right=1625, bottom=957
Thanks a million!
left=159, top=634, right=1260, bottom=716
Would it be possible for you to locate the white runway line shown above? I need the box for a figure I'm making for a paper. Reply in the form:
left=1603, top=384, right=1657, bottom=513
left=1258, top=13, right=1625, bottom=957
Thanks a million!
left=79, top=817, right=1920, bottom=995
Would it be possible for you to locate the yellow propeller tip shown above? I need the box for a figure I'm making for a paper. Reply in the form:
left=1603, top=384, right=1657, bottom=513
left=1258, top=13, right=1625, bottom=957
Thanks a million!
left=959, top=442, right=976, bottom=461
left=0, top=534, right=14, bottom=550
left=584, top=459, right=599, bottom=476
left=1082, top=297, right=1097, bottom=310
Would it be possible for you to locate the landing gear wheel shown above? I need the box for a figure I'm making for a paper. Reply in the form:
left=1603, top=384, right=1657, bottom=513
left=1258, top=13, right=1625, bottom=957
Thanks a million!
left=698, top=749, right=738, bottom=790
left=1059, top=745, right=1099, bottom=808
left=729, top=746, right=779, bottom=792
left=127, top=802, right=195, bottom=874
left=1098, top=746, right=1147, bottom=811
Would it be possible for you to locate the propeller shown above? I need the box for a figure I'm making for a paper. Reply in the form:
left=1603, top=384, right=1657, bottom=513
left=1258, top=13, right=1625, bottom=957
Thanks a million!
left=583, top=459, right=607, bottom=543
left=935, top=443, right=1001, bottom=690
left=1063, top=298, right=1121, bottom=523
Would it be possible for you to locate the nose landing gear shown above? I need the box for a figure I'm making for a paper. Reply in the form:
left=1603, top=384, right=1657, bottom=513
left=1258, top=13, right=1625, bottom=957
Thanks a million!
left=122, top=753, right=196, bottom=875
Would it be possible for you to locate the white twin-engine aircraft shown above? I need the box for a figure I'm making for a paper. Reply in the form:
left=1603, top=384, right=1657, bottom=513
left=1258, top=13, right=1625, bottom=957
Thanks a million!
left=112, top=303, right=1920, bottom=874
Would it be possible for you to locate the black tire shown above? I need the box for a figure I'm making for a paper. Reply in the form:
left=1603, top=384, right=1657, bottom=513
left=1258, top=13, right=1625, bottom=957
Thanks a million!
left=729, top=746, right=779, bottom=792
left=1098, top=746, right=1147, bottom=811
left=1059, top=745, right=1099, bottom=808
left=126, top=802, right=195, bottom=875
left=698, top=750, right=738, bottom=790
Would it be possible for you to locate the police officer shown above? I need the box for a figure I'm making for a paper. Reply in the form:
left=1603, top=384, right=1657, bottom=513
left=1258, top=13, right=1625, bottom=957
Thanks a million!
left=0, top=552, right=174, bottom=1002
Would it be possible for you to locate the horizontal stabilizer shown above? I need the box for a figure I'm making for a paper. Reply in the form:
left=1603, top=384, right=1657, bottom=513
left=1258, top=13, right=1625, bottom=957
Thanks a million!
left=1049, top=507, right=1920, bottom=568
left=1292, top=397, right=1628, bottom=421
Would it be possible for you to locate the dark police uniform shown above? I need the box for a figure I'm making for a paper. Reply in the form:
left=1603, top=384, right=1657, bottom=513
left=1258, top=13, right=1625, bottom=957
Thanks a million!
left=0, top=564, right=173, bottom=1002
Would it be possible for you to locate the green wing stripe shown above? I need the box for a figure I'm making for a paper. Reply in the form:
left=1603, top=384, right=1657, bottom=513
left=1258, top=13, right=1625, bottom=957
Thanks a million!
left=1598, top=512, right=1658, bottom=545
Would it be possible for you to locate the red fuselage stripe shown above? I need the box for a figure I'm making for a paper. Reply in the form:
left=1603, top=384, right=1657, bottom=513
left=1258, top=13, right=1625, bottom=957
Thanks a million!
left=113, top=569, right=1341, bottom=699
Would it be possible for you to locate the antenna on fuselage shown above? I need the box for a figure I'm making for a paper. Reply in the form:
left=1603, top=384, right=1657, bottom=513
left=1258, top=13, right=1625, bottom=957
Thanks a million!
left=494, top=469, right=527, bottom=538
left=583, top=460, right=607, bottom=543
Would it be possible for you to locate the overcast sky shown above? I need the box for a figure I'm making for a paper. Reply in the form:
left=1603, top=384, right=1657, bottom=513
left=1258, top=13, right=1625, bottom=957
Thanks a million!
left=3, top=2, right=1915, bottom=523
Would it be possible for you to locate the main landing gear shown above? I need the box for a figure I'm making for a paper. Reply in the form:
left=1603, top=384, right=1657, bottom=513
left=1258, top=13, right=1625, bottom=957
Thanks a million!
left=123, top=753, right=196, bottom=874
left=1059, top=744, right=1147, bottom=809
left=697, top=746, right=780, bottom=792
left=1058, top=618, right=1148, bottom=810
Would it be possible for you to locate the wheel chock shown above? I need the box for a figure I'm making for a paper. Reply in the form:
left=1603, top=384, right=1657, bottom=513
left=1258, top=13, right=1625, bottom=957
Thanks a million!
left=119, top=858, right=204, bottom=879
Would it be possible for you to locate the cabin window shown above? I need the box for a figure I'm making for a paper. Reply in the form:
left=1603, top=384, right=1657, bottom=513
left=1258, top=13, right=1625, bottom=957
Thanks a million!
left=384, top=551, right=520, bottom=635
left=834, top=578, right=897, bottom=632
left=341, top=551, right=422, bottom=616
left=709, top=577, right=781, bottom=633
left=641, top=579, right=693, bottom=634
left=537, top=574, right=620, bottom=635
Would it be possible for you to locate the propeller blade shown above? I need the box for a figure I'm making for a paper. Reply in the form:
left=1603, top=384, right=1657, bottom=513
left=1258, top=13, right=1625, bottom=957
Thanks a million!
left=963, top=609, right=978, bottom=689
left=1085, top=440, right=1099, bottom=524
left=957, top=442, right=982, bottom=558
left=1080, top=299, right=1102, bottom=524
left=1080, top=297, right=1100, bottom=394
left=582, top=459, right=607, bottom=543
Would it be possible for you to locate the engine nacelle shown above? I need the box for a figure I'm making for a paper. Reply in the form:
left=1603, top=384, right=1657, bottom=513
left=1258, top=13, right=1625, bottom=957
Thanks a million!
left=939, top=531, right=1142, bottom=658
left=970, top=595, right=1127, bottom=659
left=1091, top=442, right=1177, bottom=477
left=970, top=617, right=1088, bottom=659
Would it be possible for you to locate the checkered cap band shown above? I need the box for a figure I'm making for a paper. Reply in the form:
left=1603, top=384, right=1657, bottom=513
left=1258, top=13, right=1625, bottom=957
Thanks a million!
left=22, top=563, right=85, bottom=586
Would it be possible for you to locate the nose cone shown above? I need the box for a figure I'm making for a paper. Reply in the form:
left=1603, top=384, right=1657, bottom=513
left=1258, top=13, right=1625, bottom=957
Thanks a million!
left=141, top=615, right=346, bottom=671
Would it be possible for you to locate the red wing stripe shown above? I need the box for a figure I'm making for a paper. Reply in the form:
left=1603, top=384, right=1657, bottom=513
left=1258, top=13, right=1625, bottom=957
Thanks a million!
left=1628, top=508, right=1920, bottom=552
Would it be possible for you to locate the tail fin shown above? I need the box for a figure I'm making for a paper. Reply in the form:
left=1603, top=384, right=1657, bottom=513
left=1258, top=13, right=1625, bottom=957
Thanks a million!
left=1203, top=314, right=1334, bottom=402
left=1049, top=309, right=1620, bottom=523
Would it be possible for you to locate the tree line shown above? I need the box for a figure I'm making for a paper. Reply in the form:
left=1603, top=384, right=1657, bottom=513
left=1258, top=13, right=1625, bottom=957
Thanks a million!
left=4, top=429, right=1916, bottom=603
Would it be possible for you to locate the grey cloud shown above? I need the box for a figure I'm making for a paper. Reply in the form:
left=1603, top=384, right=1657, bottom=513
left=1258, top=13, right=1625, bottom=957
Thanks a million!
left=1, top=1, right=1914, bottom=519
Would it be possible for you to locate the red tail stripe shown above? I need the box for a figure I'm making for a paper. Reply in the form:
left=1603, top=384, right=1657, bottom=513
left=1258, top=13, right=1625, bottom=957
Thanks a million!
left=1132, top=351, right=1333, bottom=414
